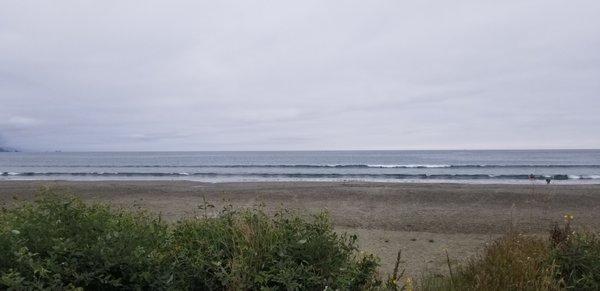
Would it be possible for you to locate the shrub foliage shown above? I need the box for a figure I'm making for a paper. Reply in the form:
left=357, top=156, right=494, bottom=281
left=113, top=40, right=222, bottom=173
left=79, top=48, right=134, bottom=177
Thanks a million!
left=0, top=191, right=380, bottom=290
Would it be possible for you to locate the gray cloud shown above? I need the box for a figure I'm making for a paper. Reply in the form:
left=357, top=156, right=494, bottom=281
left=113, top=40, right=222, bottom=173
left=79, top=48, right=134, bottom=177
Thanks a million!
left=1, top=0, right=599, bottom=151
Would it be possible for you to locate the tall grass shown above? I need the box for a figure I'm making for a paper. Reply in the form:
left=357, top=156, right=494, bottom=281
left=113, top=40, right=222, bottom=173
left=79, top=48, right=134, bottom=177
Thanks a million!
left=419, top=216, right=600, bottom=291
left=419, top=233, right=560, bottom=290
left=549, top=216, right=600, bottom=290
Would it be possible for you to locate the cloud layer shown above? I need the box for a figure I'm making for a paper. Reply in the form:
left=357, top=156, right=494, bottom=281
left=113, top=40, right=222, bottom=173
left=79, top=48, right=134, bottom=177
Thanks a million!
left=1, top=0, right=599, bottom=150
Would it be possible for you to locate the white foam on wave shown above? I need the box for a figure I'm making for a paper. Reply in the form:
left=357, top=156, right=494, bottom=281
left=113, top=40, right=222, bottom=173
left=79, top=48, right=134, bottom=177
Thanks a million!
left=367, top=164, right=451, bottom=168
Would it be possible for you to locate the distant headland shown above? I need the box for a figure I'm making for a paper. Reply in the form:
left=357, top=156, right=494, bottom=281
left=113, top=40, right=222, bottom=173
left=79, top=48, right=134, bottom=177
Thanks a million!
left=0, top=147, right=18, bottom=152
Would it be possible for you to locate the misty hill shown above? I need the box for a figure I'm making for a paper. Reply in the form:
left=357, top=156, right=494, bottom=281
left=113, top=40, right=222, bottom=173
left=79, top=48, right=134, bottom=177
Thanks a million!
left=0, top=147, right=18, bottom=152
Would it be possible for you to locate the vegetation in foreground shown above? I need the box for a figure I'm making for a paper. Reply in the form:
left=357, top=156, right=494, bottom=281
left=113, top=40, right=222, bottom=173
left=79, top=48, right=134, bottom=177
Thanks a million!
left=418, top=216, right=600, bottom=291
left=1, top=190, right=599, bottom=290
left=0, top=191, right=379, bottom=290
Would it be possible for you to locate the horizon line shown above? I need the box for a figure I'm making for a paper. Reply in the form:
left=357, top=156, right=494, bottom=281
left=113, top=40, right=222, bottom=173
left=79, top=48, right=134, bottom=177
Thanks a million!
left=6, top=148, right=600, bottom=153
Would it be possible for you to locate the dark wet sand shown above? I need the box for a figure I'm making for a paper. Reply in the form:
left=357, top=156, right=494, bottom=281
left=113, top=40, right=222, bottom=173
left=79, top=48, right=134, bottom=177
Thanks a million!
left=1, top=180, right=599, bottom=277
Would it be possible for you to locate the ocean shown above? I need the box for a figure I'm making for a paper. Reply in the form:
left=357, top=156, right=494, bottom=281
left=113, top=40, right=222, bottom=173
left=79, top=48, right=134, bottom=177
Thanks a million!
left=1, top=150, right=599, bottom=184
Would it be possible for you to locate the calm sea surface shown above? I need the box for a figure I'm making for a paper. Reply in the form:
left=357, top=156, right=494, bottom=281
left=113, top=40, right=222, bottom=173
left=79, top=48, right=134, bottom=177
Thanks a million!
left=1, top=150, right=600, bottom=184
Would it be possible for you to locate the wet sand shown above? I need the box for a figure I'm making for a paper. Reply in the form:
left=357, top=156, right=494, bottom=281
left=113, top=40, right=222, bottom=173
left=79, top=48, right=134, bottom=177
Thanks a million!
left=1, top=180, right=599, bottom=277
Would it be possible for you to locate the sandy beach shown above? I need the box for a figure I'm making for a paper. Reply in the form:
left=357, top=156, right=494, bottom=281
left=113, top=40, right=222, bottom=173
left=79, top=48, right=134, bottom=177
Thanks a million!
left=1, top=180, right=599, bottom=277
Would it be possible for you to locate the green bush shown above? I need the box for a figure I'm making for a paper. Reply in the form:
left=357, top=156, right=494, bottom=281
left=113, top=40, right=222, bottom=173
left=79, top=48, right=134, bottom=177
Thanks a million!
left=0, top=191, right=381, bottom=290
left=550, top=220, right=600, bottom=290
left=0, top=192, right=174, bottom=289
left=169, top=209, right=380, bottom=290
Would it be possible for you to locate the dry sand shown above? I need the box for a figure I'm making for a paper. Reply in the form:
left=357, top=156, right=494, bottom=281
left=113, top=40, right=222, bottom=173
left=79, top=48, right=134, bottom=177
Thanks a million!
left=1, top=180, right=599, bottom=277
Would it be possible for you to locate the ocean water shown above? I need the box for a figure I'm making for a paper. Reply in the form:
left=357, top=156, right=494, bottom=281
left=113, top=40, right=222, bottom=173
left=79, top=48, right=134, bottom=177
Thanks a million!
left=1, top=150, right=600, bottom=184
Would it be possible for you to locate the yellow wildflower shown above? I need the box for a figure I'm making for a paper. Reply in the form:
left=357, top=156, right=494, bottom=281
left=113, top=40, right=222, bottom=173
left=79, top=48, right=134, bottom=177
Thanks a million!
left=404, top=277, right=414, bottom=291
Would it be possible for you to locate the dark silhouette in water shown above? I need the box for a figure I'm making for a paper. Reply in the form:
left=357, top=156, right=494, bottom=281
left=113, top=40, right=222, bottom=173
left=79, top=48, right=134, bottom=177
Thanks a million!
left=546, top=178, right=552, bottom=184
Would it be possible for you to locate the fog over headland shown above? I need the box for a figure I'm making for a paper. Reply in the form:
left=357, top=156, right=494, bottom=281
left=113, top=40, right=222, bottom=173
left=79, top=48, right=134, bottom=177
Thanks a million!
left=1, top=0, right=599, bottom=151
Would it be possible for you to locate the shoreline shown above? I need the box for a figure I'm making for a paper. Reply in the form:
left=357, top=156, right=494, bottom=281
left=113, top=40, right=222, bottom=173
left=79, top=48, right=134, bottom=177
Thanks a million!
left=2, top=180, right=599, bottom=276
left=3, top=178, right=600, bottom=186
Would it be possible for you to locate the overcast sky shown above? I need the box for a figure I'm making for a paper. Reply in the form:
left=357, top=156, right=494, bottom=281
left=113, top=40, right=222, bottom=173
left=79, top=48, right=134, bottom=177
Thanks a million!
left=1, top=0, right=599, bottom=151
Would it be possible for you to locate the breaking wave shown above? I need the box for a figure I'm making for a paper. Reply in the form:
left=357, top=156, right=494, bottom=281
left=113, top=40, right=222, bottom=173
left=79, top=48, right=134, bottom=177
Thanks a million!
left=6, top=164, right=600, bottom=169
left=2, top=172, right=599, bottom=180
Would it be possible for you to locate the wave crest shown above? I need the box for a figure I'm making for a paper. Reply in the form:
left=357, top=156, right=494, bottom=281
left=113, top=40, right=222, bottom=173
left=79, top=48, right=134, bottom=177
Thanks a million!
left=3, top=172, right=599, bottom=180
left=6, top=164, right=600, bottom=169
